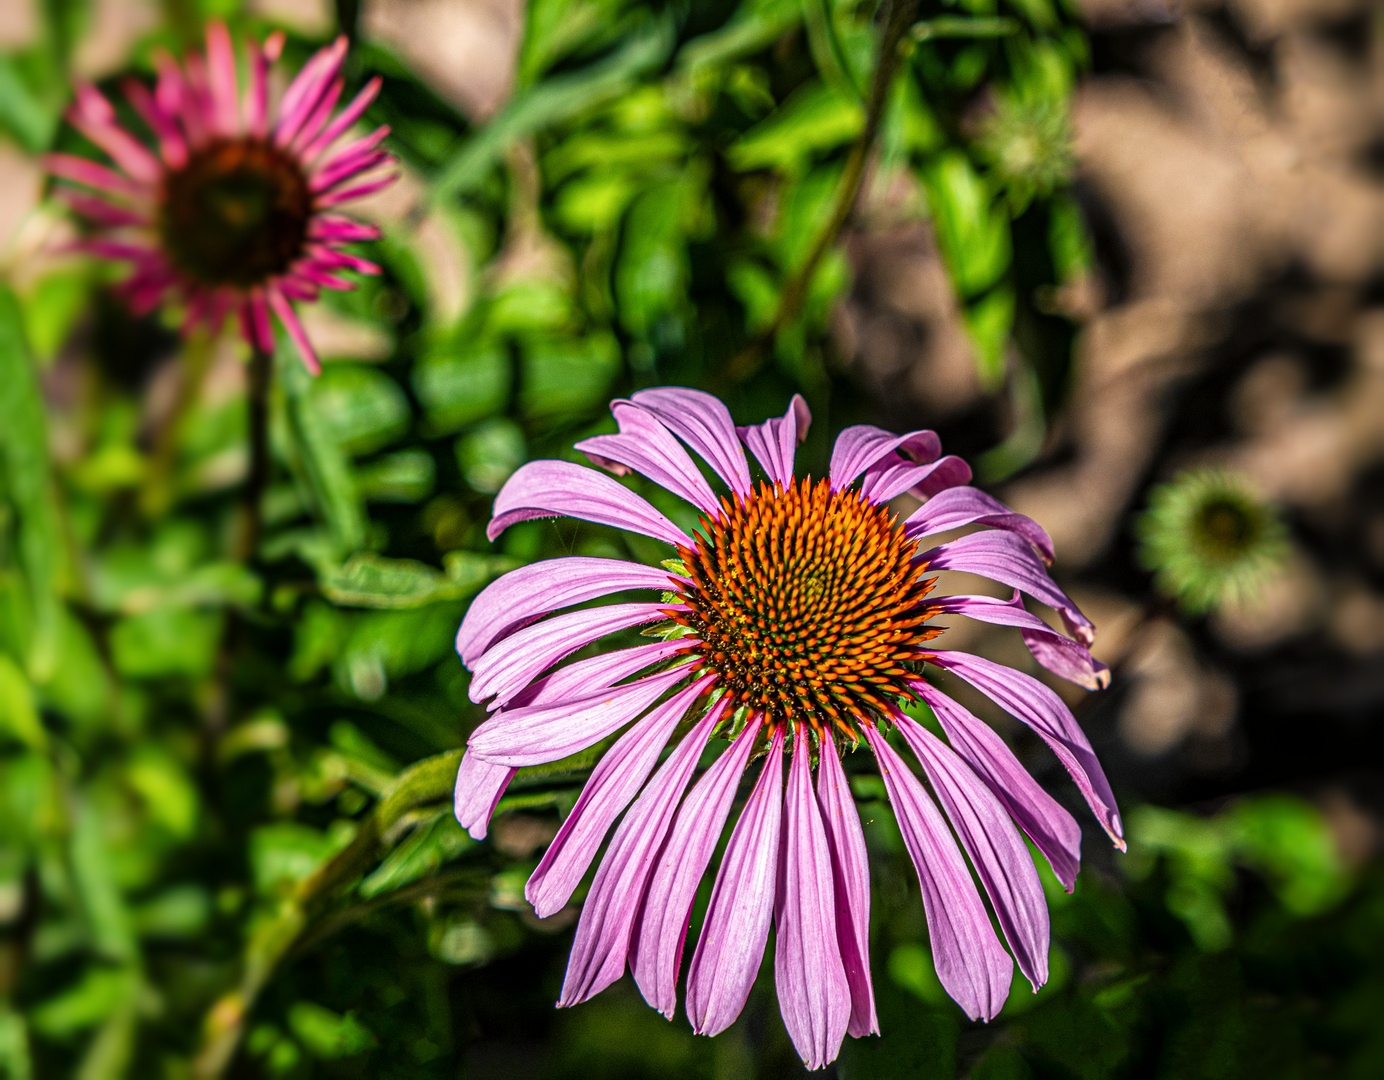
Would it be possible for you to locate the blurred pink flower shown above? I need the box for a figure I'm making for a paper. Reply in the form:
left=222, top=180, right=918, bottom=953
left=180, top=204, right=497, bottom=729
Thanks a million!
left=454, top=388, right=1123, bottom=1069
left=45, top=23, right=395, bottom=373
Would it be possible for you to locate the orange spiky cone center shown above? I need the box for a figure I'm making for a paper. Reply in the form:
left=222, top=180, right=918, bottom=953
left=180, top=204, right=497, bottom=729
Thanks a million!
left=672, top=477, right=939, bottom=737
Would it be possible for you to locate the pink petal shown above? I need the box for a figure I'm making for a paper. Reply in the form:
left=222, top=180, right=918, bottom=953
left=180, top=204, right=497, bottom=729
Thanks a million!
left=577, top=402, right=723, bottom=517
left=631, top=716, right=763, bottom=1018
left=467, top=664, right=695, bottom=767
left=933, top=592, right=1110, bottom=691
left=302, top=245, right=381, bottom=276
left=453, top=753, right=515, bottom=841
left=301, top=77, right=384, bottom=164
left=43, top=153, right=145, bottom=199
left=204, top=22, right=240, bottom=136
left=154, top=50, right=207, bottom=148
left=862, top=724, right=1013, bottom=1021
left=686, top=725, right=785, bottom=1036
left=905, top=485, right=1055, bottom=564
left=307, top=214, right=382, bottom=243
left=458, top=556, right=675, bottom=665
left=925, top=651, right=1124, bottom=850
left=910, top=680, right=1082, bottom=891
left=829, top=425, right=942, bottom=492
left=265, top=281, right=320, bottom=374
left=274, top=36, right=348, bottom=148
left=288, top=77, right=344, bottom=156
left=858, top=454, right=971, bottom=505
left=68, top=85, right=163, bottom=184
left=467, top=601, right=673, bottom=707
left=558, top=700, right=725, bottom=1006
left=526, top=677, right=717, bottom=917
left=893, top=710, right=1050, bottom=991
left=309, top=148, right=391, bottom=195
left=507, top=638, right=695, bottom=711
left=736, top=394, right=810, bottom=489
left=309, top=126, right=390, bottom=182
left=313, top=172, right=399, bottom=208
left=244, top=36, right=270, bottom=137
left=487, top=460, right=692, bottom=548
left=56, top=188, right=147, bottom=227
left=816, top=737, right=877, bottom=1037
left=918, top=530, right=1095, bottom=645
left=628, top=388, right=752, bottom=497
left=775, top=729, right=851, bottom=1070
left=120, top=78, right=187, bottom=169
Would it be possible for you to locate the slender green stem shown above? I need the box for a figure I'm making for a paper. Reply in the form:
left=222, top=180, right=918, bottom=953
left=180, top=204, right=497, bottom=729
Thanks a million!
left=716, top=0, right=921, bottom=387
left=191, top=749, right=464, bottom=1079
left=233, top=346, right=273, bottom=563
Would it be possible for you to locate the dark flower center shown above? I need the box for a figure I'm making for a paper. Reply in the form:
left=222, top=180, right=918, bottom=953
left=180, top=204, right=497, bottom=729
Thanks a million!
left=672, top=478, right=938, bottom=734
left=159, top=139, right=311, bottom=287
left=1193, top=497, right=1255, bottom=557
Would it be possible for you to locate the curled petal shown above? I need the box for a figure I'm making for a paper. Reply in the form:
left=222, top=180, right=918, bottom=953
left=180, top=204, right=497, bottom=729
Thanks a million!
left=859, top=454, right=971, bottom=506
left=559, top=699, right=727, bottom=1006
left=894, top=711, right=1050, bottom=991
left=686, top=726, right=785, bottom=1036
left=918, top=530, right=1095, bottom=645
left=933, top=592, right=1109, bottom=691
left=453, top=753, right=514, bottom=841
left=737, top=394, right=810, bottom=489
left=577, top=402, right=722, bottom=517
left=816, top=738, right=877, bottom=1037
left=829, top=425, right=941, bottom=492
left=488, top=460, right=692, bottom=548
left=458, top=556, right=674, bottom=665
left=628, top=387, right=752, bottom=496
left=775, top=730, right=851, bottom=1070
left=911, top=681, right=1081, bottom=890
left=862, top=724, right=1013, bottom=1021
left=632, top=717, right=763, bottom=1018
left=527, top=677, right=715, bottom=917
left=926, top=651, right=1124, bottom=849
left=467, top=664, right=694, bottom=768
left=904, top=485, right=1054, bottom=564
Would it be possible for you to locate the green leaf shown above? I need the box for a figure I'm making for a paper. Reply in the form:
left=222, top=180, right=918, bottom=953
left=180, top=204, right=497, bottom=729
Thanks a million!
left=71, top=802, right=138, bottom=963
left=359, top=809, right=473, bottom=899
left=250, top=823, right=354, bottom=895
left=0, top=653, right=46, bottom=750
left=282, top=348, right=368, bottom=556
left=964, top=285, right=1015, bottom=389
left=455, top=419, right=527, bottom=493
left=728, top=82, right=863, bottom=174
left=318, top=552, right=510, bottom=609
left=433, top=19, right=675, bottom=202
left=0, top=1007, right=32, bottom=1080
left=355, top=450, right=436, bottom=504
left=0, top=56, right=59, bottom=152
left=309, top=366, right=412, bottom=457
left=923, top=151, right=1012, bottom=297
left=413, top=342, right=512, bottom=436
left=675, top=0, right=802, bottom=80
left=125, top=747, right=199, bottom=839
left=0, top=286, right=68, bottom=681
left=29, top=967, right=138, bottom=1040
left=286, top=1002, right=376, bottom=1060
left=519, top=333, right=621, bottom=419
left=108, top=608, right=223, bottom=680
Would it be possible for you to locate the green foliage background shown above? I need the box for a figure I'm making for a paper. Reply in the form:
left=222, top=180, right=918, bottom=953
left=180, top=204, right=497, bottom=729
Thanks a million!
left=1, top=0, right=1381, bottom=1078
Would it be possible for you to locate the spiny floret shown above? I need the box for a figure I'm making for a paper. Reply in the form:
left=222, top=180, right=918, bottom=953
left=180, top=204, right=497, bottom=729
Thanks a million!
left=672, top=477, right=938, bottom=733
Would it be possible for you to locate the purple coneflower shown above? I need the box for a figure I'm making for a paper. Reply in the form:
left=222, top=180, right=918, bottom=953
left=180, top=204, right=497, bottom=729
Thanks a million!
left=454, top=389, right=1123, bottom=1068
left=44, top=23, right=395, bottom=374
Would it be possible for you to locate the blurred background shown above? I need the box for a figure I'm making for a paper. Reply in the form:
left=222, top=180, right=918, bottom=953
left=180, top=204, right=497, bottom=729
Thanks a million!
left=0, top=0, right=1381, bottom=1077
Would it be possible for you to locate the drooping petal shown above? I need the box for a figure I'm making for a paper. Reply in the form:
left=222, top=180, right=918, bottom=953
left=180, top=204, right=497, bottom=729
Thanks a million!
left=453, top=753, right=514, bottom=841
left=933, top=593, right=1110, bottom=691
left=829, top=425, right=941, bottom=492
left=861, top=724, right=1013, bottom=1022
left=508, top=638, right=694, bottom=711
left=628, top=388, right=752, bottom=497
left=467, top=664, right=694, bottom=767
left=775, top=729, right=851, bottom=1070
left=265, top=281, right=320, bottom=374
left=925, top=651, right=1124, bottom=849
left=686, top=726, right=785, bottom=1036
left=910, top=680, right=1081, bottom=890
left=736, top=394, right=810, bottom=489
left=918, top=530, right=1095, bottom=645
left=487, top=460, right=692, bottom=547
left=815, top=738, right=877, bottom=1037
left=904, top=485, right=1055, bottom=564
left=577, top=402, right=722, bottom=517
left=527, top=677, right=716, bottom=918
left=893, top=711, right=1050, bottom=991
left=558, top=699, right=726, bottom=1006
left=859, top=455, right=971, bottom=506
left=632, top=717, right=763, bottom=1018
left=457, top=556, right=675, bottom=665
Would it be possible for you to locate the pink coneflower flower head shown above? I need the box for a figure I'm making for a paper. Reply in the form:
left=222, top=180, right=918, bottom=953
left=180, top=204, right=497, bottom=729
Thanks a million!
left=454, top=389, right=1124, bottom=1069
left=44, top=23, right=396, bottom=374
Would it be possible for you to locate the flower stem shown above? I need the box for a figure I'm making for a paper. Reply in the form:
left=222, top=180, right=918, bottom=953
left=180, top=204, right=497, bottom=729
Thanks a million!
left=715, top=0, right=921, bottom=387
left=191, top=749, right=464, bottom=1079
left=233, top=345, right=273, bottom=562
